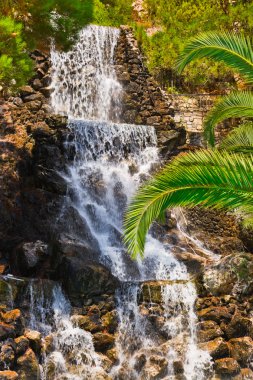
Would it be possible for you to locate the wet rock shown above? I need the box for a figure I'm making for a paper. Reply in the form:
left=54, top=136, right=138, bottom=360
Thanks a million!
left=0, top=280, right=18, bottom=308
left=0, top=323, right=15, bottom=341
left=11, top=241, right=49, bottom=276
left=17, top=348, right=40, bottom=380
left=1, top=309, right=24, bottom=336
left=173, top=360, right=184, bottom=374
left=98, top=353, right=113, bottom=371
left=61, top=257, right=119, bottom=306
left=70, top=314, right=102, bottom=333
left=0, top=344, right=15, bottom=370
left=140, top=282, right=163, bottom=303
left=42, top=335, right=55, bottom=355
left=134, top=353, right=147, bottom=372
left=199, top=337, right=229, bottom=359
left=197, top=306, right=232, bottom=323
left=106, top=347, right=118, bottom=364
left=229, top=337, right=253, bottom=365
left=214, top=358, right=240, bottom=376
left=24, top=329, right=41, bottom=354
left=101, top=310, right=118, bottom=334
left=93, top=332, right=115, bottom=352
left=14, top=336, right=29, bottom=356
left=143, top=355, right=168, bottom=379
left=0, top=371, right=18, bottom=380
left=198, top=327, right=223, bottom=343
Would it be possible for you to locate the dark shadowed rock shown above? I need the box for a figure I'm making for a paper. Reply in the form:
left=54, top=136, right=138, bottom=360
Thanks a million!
left=61, top=257, right=119, bottom=306
left=11, top=241, right=50, bottom=276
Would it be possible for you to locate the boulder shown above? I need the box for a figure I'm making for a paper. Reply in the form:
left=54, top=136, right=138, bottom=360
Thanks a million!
left=101, top=310, right=118, bottom=334
left=197, top=306, right=232, bottom=323
left=0, top=372, right=18, bottom=380
left=0, top=323, right=15, bottom=341
left=214, top=358, right=240, bottom=376
left=1, top=309, right=24, bottom=336
left=198, top=320, right=224, bottom=342
left=0, top=343, right=15, bottom=370
left=226, top=314, right=253, bottom=339
left=70, top=314, right=102, bottom=333
left=24, top=329, right=41, bottom=354
left=199, top=337, right=229, bottom=359
left=11, top=241, right=49, bottom=276
left=17, top=348, right=40, bottom=380
left=142, top=355, right=168, bottom=379
left=14, top=336, right=29, bottom=356
left=229, top=337, right=253, bottom=365
left=93, top=332, right=115, bottom=352
left=61, top=257, right=119, bottom=306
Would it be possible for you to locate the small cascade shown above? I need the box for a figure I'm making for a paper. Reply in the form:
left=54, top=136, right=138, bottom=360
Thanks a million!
left=51, top=25, right=122, bottom=121
left=26, top=281, right=106, bottom=380
left=111, top=282, right=212, bottom=379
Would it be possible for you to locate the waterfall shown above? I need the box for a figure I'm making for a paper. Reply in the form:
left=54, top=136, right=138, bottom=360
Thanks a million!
left=51, top=25, right=122, bottom=122
left=31, top=24, right=214, bottom=379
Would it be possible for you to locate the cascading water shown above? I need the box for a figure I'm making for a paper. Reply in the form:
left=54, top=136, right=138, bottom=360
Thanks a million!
left=51, top=25, right=122, bottom=122
left=28, top=24, right=214, bottom=379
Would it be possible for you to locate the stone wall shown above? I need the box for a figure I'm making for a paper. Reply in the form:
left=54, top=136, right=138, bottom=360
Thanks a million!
left=114, top=26, right=186, bottom=158
left=168, top=94, right=217, bottom=145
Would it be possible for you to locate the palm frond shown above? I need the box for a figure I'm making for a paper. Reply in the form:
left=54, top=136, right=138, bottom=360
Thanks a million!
left=204, top=91, right=253, bottom=146
left=220, top=122, right=253, bottom=153
left=123, top=150, right=253, bottom=259
left=176, top=32, right=253, bottom=84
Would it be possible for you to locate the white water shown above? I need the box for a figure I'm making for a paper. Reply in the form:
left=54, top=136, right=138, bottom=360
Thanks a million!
left=51, top=25, right=122, bottom=122
left=30, top=24, right=214, bottom=379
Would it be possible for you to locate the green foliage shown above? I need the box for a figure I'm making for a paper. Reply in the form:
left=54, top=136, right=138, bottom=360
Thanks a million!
left=204, top=91, right=253, bottom=145
left=176, top=32, right=253, bottom=85
left=220, top=122, right=253, bottom=153
left=136, top=0, right=253, bottom=91
left=176, top=32, right=253, bottom=145
left=0, top=0, right=133, bottom=92
left=123, top=149, right=253, bottom=259
left=0, top=16, right=33, bottom=92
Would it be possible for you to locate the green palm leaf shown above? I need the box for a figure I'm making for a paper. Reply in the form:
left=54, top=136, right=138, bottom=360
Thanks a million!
left=204, top=91, right=253, bottom=146
left=220, top=122, right=253, bottom=153
left=176, top=32, right=253, bottom=84
left=123, top=150, right=253, bottom=259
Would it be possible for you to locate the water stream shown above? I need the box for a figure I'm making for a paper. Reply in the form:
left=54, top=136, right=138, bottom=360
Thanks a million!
left=25, top=25, right=214, bottom=379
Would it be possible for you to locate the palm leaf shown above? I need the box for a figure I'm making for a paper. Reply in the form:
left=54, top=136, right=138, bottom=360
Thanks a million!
left=123, top=150, right=253, bottom=259
left=176, top=32, right=253, bottom=84
left=204, top=91, right=253, bottom=146
left=220, top=122, right=253, bottom=153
